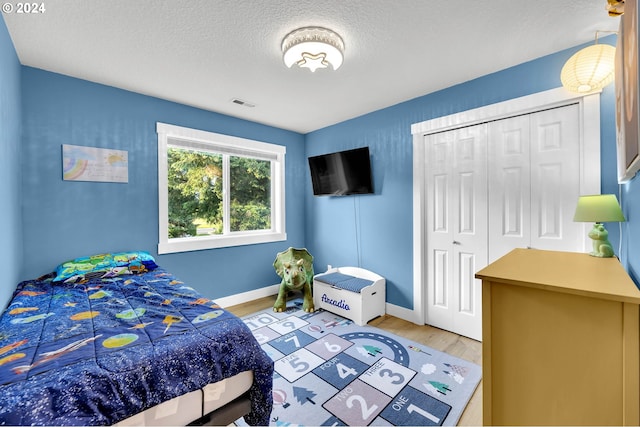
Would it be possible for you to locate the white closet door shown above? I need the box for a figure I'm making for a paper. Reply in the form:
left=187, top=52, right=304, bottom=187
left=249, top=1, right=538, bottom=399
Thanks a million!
left=425, top=104, right=582, bottom=341
left=488, top=115, right=531, bottom=263
left=416, top=90, right=600, bottom=342
left=425, top=124, right=487, bottom=341
left=488, top=104, right=582, bottom=262
left=529, top=105, right=583, bottom=252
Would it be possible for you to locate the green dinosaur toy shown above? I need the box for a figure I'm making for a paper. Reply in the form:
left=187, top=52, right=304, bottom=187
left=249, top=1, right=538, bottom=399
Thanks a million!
left=273, top=247, right=314, bottom=313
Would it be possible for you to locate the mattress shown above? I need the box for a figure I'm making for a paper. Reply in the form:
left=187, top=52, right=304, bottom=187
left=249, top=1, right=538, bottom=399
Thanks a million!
left=0, top=266, right=273, bottom=425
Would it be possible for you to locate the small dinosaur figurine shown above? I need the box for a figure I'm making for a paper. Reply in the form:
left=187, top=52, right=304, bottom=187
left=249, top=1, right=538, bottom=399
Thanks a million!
left=273, top=247, right=315, bottom=312
left=588, top=224, right=615, bottom=258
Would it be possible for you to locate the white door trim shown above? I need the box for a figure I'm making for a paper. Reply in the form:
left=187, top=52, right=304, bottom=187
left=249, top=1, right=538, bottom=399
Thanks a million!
left=411, top=87, right=601, bottom=326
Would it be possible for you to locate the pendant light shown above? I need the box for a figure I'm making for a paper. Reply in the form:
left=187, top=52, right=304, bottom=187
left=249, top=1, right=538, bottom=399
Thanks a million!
left=560, top=32, right=616, bottom=93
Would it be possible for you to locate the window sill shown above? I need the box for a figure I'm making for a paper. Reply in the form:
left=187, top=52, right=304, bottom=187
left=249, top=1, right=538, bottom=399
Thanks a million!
left=158, top=231, right=287, bottom=254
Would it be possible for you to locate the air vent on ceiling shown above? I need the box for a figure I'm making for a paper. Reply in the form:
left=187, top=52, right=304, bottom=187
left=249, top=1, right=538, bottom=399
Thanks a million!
left=231, top=98, right=256, bottom=108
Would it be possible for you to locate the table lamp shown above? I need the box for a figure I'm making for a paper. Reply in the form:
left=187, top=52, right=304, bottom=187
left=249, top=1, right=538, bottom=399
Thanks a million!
left=573, top=194, right=626, bottom=258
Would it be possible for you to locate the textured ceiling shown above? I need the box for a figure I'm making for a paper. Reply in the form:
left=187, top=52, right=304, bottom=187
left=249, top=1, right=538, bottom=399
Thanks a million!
left=3, top=0, right=618, bottom=133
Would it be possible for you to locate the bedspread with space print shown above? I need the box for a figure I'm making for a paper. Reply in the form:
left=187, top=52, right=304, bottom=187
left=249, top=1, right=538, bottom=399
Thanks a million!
left=0, top=267, right=273, bottom=425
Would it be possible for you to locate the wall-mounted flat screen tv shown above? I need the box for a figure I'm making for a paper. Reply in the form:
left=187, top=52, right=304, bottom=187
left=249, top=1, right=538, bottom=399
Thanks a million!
left=308, top=147, right=374, bottom=196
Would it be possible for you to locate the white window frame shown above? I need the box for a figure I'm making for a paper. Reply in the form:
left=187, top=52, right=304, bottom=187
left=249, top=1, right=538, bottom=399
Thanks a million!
left=157, top=122, right=286, bottom=254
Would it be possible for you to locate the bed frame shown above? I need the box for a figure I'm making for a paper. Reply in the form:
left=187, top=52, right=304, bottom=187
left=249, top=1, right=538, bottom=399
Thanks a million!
left=116, top=371, right=254, bottom=426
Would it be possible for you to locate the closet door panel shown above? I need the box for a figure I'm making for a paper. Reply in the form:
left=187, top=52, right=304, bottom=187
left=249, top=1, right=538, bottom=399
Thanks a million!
left=433, top=249, right=449, bottom=308
left=458, top=172, right=476, bottom=234
left=488, top=115, right=531, bottom=263
left=454, top=126, right=488, bottom=247
left=451, top=125, right=487, bottom=340
left=425, top=132, right=454, bottom=330
left=537, top=163, right=563, bottom=238
left=503, top=167, right=525, bottom=236
left=433, top=174, right=448, bottom=232
left=530, top=105, right=582, bottom=252
left=457, top=251, right=476, bottom=315
left=426, top=124, right=487, bottom=341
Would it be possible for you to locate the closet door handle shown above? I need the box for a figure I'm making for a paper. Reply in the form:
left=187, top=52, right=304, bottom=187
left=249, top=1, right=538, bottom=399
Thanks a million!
left=453, top=241, right=461, bottom=245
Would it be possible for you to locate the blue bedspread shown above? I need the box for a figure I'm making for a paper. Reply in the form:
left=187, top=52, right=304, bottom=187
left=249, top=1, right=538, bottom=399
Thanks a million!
left=0, top=267, right=273, bottom=425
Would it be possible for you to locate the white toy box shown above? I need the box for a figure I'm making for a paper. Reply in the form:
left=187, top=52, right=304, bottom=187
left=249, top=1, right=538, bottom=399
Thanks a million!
left=313, top=267, right=385, bottom=325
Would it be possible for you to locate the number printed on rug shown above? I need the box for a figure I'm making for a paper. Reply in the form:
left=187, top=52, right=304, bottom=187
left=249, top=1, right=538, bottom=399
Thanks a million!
left=275, top=348, right=325, bottom=382
left=359, top=357, right=415, bottom=397
left=312, top=353, right=369, bottom=390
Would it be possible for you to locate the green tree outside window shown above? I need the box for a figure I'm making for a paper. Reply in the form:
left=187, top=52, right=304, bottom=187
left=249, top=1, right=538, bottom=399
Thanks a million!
left=167, top=147, right=271, bottom=238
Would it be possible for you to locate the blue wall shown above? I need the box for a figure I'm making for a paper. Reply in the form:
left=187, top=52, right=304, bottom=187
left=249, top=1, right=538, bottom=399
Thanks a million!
left=20, top=68, right=306, bottom=300
left=305, top=37, right=630, bottom=309
left=6, top=30, right=638, bottom=313
left=0, top=17, right=22, bottom=310
left=622, top=174, right=640, bottom=283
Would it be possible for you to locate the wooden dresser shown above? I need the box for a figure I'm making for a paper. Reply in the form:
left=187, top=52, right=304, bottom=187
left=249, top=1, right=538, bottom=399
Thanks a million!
left=476, top=248, right=640, bottom=426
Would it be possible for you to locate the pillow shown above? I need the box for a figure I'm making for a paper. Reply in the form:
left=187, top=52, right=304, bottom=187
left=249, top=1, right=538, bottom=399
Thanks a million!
left=53, top=251, right=158, bottom=283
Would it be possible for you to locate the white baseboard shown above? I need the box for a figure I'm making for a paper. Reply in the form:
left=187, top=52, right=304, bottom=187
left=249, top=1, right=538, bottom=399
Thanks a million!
left=217, top=285, right=425, bottom=327
left=385, top=302, right=424, bottom=325
left=215, top=284, right=279, bottom=308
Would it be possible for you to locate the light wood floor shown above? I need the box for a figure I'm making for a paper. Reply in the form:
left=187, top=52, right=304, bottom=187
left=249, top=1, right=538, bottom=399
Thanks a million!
left=226, top=296, right=482, bottom=426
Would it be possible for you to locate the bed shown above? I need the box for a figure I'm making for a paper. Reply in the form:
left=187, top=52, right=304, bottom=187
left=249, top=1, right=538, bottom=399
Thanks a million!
left=0, top=251, right=273, bottom=426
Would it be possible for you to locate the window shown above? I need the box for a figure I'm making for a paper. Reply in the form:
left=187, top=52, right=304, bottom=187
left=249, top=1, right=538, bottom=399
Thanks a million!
left=157, top=122, right=286, bottom=254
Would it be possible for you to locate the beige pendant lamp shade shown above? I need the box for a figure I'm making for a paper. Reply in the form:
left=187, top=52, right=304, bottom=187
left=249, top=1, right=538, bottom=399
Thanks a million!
left=560, top=40, right=616, bottom=94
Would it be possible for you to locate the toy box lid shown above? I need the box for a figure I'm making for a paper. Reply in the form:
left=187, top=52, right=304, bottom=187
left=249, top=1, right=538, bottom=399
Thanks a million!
left=315, top=272, right=373, bottom=293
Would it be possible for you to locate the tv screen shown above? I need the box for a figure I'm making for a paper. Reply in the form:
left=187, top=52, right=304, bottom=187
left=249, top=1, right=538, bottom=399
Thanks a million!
left=308, top=147, right=374, bottom=196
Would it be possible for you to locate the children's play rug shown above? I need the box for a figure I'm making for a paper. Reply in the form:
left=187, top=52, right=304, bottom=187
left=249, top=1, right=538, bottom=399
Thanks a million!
left=237, top=300, right=481, bottom=426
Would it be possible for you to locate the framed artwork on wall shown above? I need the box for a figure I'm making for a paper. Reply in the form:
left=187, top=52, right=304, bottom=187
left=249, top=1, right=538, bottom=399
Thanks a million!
left=616, top=0, right=640, bottom=183
left=62, top=144, right=128, bottom=183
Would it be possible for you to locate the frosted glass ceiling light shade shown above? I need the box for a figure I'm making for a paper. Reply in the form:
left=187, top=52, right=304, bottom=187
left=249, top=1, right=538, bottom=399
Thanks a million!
left=560, top=43, right=616, bottom=93
left=282, top=27, right=344, bottom=72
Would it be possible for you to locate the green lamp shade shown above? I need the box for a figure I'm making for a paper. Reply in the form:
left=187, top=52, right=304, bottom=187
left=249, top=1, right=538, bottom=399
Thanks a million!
left=573, top=194, right=626, bottom=223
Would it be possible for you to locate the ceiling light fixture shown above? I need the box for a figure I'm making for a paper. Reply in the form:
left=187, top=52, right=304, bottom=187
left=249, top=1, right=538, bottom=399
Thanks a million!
left=282, top=26, right=344, bottom=72
left=560, top=31, right=617, bottom=94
